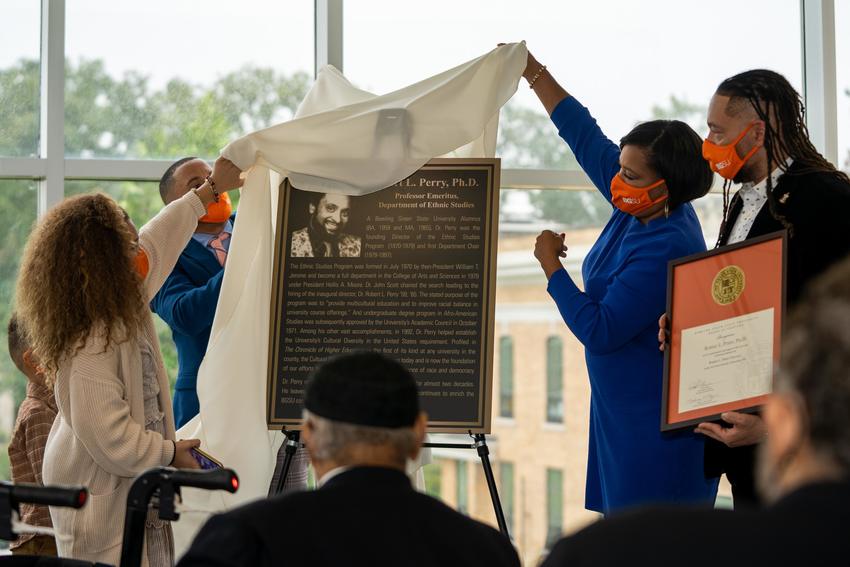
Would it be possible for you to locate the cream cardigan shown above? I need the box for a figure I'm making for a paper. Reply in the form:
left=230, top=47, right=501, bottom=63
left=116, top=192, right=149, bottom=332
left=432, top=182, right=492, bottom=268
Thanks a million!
left=43, top=191, right=207, bottom=565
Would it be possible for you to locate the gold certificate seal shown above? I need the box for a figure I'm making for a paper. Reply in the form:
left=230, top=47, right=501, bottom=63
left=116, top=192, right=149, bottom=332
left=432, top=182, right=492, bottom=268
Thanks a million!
left=712, top=265, right=746, bottom=305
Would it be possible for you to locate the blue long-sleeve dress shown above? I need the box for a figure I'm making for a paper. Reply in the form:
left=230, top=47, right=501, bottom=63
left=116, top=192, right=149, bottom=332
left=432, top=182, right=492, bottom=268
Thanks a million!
left=547, top=97, right=718, bottom=514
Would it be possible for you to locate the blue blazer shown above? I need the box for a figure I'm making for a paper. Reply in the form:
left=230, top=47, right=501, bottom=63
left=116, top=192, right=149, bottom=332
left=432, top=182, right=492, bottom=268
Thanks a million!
left=151, top=214, right=234, bottom=428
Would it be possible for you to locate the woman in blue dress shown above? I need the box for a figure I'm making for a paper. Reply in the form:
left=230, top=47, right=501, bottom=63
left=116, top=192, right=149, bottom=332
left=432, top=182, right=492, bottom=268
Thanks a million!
left=523, top=49, right=719, bottom=514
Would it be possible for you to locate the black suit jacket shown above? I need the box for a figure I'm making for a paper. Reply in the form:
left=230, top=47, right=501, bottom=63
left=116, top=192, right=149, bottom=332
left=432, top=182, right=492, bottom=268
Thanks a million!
left=706, top=164, right=850, bottom=503
left=716, top=162, right=850, bottom=304
left=542, top=480, right=850, bottom=567
left=178, top=467, right=520, bottom=567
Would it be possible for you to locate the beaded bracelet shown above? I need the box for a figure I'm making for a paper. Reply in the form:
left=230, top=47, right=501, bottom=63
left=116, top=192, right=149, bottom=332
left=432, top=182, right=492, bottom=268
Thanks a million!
left=206, top=175, right=221, bottom=202
left=528, top=65, right=547, bottom=89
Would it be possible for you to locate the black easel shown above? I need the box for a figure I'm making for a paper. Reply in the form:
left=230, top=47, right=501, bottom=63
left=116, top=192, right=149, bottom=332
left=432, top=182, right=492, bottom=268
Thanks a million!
left=272, top=429, right=303, bottom=495
left=271, top=429, right=509, bottom=540
left=423, top=432, right=509, bottom=539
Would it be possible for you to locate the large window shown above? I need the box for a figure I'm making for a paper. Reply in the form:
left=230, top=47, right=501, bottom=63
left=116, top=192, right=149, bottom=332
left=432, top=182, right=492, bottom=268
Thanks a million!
left=0, top=180, right=38, bottom=481
left=65, top=1, right=314, bottom=160
left=0, top=2, right=843, bottom=563
left=345, top=0, right=801, bottom=170
left=0, top=3, right=316, bottom=500
left=0, top=2, right=40, bottom=157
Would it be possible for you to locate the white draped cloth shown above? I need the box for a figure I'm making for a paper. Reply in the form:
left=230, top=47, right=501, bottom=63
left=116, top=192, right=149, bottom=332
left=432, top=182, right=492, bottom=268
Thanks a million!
left=172, top=42, right=527, bottom=557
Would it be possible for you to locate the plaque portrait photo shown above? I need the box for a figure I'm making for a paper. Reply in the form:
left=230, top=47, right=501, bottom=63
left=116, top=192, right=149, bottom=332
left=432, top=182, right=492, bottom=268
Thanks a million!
left=289, top=191, right=363, bottom=258
left=661, top=231, right=787, bottom=431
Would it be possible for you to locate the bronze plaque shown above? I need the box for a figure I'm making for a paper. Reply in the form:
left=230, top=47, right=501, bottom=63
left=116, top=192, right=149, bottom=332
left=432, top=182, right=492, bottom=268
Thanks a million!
left=267, top=159, right=500, bottom=432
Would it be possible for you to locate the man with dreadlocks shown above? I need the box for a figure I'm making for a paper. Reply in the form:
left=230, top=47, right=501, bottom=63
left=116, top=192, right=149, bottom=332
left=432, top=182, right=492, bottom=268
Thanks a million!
left=663, top=69, right=850, bottom=509
left=545, top=253, right=850, bottom=567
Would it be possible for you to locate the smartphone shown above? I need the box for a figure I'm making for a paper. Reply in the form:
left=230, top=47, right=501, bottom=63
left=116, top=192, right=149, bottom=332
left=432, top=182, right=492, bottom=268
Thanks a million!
left=190, top=447, right=223, bottom=470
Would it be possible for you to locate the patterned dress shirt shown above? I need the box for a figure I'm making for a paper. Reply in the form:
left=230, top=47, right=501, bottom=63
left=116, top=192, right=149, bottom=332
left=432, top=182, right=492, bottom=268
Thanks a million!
left=727, top=159, right=792, bottom=244
left=8, top=381, right=57, bottom=549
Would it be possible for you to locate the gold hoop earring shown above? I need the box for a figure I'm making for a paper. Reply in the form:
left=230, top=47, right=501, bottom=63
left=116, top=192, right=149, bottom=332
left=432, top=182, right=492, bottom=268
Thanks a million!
left=664, top=201, right=669, bottom=219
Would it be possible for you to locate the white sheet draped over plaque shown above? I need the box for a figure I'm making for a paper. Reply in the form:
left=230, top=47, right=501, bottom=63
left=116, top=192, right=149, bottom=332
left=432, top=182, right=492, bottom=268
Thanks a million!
left=172, top=43, right=527, bottom=556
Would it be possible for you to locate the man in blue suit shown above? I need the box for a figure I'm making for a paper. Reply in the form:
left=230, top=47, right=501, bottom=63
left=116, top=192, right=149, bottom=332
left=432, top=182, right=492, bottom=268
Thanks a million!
left=152, top=157, right=235, bottom=428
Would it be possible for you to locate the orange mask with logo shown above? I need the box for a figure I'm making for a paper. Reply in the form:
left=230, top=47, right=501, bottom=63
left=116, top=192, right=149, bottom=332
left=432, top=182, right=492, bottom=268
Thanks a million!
left=200, top=192, right=233, bottom=224
left=610, top=175, right=667, bottom=216
left=702, top=122, right=762, bottom=180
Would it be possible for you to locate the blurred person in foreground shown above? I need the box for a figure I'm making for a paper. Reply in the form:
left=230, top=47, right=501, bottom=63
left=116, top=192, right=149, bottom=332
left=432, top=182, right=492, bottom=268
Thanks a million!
left=179, top=350, right=520, bottom=567
left=543, top=255, right=850, bottom=567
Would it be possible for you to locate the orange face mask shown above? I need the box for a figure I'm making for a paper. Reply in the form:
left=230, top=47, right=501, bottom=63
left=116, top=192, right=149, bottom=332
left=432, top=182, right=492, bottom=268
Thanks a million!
left=134, top=249, right=149, bottom=279
left=199, top=192, right=233, bottom=224
left=702, top=122, right=762, bottom=180
left=610, top=175, right=667, bottom=216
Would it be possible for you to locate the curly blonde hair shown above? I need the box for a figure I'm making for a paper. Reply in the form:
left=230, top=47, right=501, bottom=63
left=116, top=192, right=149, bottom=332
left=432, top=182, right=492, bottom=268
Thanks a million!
left=15, top=193, right=146, bottom=383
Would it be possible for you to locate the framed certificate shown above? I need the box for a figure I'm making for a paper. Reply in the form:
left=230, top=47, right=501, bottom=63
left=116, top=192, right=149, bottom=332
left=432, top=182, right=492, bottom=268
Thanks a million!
left=661, top=231, right=787, bottom=431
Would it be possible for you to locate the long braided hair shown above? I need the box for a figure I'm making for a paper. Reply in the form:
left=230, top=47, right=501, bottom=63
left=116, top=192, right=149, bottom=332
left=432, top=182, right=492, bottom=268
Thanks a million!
left=714, top=70, right=849, bottom=246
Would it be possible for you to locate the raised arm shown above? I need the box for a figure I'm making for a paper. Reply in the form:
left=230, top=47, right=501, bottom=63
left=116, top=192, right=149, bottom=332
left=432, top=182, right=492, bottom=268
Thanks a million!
left=524, top=51, right=621, bottom=200
left=139, top=191, right=208, bottom=301
left=139, top=157, right=243, bottom=301
left=523, top=51, right=569, bottom=115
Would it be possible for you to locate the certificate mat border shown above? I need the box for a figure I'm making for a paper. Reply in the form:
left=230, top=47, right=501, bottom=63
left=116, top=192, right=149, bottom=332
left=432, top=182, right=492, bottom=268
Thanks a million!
left=266, top=159, right=500, bottom=433
left=660, top=230, right=788, bottom=432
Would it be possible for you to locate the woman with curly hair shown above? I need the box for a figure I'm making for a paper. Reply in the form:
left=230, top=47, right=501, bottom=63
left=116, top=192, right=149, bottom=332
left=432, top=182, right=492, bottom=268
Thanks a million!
left=15, top=157, right=243, bottom=566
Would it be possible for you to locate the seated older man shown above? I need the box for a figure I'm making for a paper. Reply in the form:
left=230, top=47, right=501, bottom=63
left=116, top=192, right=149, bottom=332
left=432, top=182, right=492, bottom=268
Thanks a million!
left=542, top=257, right=850, bottom=567
left=178, top=351, right=520, bottom=567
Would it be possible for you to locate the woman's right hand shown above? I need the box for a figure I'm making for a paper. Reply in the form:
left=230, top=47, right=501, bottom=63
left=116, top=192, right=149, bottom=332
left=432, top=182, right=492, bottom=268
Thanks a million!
left=523, top=51, right=542, bottom=81
left=171, top=439, right=202, bottom=469
left=505, top=45, right=564, bottom=115
left=497, top=43, right=540, bottom=80
left=657, top=313, right=668, bottom=351
left=194, top=157, right=243, bottom=208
